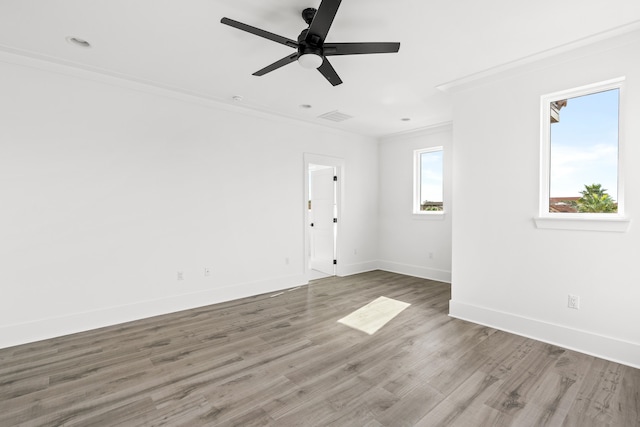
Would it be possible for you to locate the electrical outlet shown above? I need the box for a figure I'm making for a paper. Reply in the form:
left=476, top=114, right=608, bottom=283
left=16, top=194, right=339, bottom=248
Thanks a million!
left=428, top=252, right=434, bottom=259
left=204, top=267, right=211, bottom=277
left=177, top=271, right=184, bottom=281
left=568, top=294, right=580, bottom=309
left=285, top=257, right=289, bottom=265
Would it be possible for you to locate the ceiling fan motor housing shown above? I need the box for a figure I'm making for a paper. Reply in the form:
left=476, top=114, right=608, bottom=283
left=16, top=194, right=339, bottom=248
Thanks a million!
left=298, top=29, right=323, bottom=57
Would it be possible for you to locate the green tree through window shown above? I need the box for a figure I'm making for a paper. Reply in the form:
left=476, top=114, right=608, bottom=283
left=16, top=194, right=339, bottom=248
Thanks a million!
left=572, top=183, right=617, bottom=213
left=545, top=83, right=620, bottom=214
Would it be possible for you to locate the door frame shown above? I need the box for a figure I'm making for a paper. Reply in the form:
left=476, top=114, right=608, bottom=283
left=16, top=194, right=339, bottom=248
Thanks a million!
left=303, top=153, right=344, bottom=281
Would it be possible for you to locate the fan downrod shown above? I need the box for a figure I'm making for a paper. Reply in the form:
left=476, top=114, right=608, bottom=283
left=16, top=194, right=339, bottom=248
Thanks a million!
left=302, top=8, right=317, bottom=25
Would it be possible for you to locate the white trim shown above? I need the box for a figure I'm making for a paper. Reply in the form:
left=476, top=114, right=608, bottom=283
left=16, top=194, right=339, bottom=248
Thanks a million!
left=449, top=300, right=640, bottom=369
left=378, top=260, right=451, bottom=283
left=436, top=21, right=640, bottom=93
left=0, top=274, right=307, bottom=350
left=303, top=153, right=345, bottom=282
left=533, top=216, right=631, bottom=232
left=537, top=77, right=627, bottom=231
left=379, top=121, right=453, bottom=142
left=0, top=49, right=367, bottom=139
left=412, top=212, right=446, bottom=221
left=337, top=261, right=379, bottom=277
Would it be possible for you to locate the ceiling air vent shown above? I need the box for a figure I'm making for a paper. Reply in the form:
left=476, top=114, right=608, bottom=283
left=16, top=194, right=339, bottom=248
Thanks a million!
left=317, top=110, right=353, bottom=122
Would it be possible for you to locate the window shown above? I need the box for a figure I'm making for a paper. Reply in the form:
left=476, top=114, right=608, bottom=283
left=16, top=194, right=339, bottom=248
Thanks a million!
left=414, top=146, right=443, bottom=214
left=536, top=77, right=629, bottom=232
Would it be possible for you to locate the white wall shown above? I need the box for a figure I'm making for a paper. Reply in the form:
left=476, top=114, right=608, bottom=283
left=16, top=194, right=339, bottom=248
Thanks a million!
left=0, top=53, right=379, bottom=348
left=449, top=31, right=640, bottom=368
left=378, top=124, right=453, bottom=283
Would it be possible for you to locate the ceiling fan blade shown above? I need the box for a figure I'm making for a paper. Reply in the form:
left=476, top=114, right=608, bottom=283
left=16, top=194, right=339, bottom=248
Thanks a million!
left=317, top=57, right=343, bottom=86
left=324, top=42, right=401, bottom=56
left=253, top=53, right=299, bottom=76
left=221, top=17, right=298, bottom=48
left=306, top=0, right=342, bottom=44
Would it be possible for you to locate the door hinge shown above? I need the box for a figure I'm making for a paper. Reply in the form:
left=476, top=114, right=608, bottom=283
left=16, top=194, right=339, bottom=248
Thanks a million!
left=333, top=259, right=337, bottom=265
left=333, top=218, right=337, bottom=223
left=333, top=176, right=337, bottom=181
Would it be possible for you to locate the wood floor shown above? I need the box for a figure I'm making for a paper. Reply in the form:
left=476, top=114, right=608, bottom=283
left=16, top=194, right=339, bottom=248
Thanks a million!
left=1, top=271, right=638, bottom=426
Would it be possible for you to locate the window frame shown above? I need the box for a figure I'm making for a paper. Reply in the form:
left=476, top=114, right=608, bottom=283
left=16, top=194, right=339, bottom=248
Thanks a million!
left=535, top=77, right=630, bottom=232
left=413, top=146, right=444, bottom=216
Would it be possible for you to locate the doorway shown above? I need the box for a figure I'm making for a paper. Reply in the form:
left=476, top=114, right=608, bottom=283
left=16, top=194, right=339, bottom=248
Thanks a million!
left=304, top=154, right=343, bottom=281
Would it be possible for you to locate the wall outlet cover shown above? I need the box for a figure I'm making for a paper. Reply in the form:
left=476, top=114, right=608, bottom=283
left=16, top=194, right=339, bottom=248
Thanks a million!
left=568, top=294, right=580, bottom=309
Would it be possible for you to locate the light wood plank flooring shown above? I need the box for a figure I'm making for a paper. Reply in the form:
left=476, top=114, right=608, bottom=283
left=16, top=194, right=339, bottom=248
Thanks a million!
left=1, top=271, right=638, bottom=426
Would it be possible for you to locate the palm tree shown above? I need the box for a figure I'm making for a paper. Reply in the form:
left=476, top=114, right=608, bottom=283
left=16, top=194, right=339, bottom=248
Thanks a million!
left=572, top=183, right=617, bottom=213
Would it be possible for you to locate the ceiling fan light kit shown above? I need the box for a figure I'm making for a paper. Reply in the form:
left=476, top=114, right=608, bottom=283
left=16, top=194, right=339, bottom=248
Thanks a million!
left=298, top=53, right=323, bottom=69
left=221, top=0, right=400, bottom=86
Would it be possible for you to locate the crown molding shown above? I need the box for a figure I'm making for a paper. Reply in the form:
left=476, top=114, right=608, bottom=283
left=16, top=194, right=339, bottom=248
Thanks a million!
left=0, top=46, right=375, bottom=141
left=436, top=20, right=640, bottom=93
left=378, top=121, right=453, bottom=142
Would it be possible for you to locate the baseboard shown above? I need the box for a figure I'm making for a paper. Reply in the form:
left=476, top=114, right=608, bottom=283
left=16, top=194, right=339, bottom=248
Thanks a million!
left=337, top=261, right=379, bottom=277
left=377, top=260, right=451, bottom=283
left=449, top=300, right=640, bottom=369
left=0, top=274, right=307, bottom=350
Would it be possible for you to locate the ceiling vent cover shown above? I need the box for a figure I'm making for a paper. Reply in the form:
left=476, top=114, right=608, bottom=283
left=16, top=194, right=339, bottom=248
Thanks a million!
left=318, top=110, right=353, bottom=122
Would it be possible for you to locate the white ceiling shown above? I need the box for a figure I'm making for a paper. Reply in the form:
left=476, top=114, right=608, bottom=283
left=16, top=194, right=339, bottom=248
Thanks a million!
left=1, top=1, right=640, bottom=137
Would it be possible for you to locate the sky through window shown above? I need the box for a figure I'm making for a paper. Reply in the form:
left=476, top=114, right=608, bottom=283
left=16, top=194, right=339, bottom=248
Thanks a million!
left=549, top=89, right=619, bottom=199
left=420, top=149, right=443, bottom=203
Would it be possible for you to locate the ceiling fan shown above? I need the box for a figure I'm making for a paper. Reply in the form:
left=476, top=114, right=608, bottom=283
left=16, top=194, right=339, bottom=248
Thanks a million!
left=220, top=0, right=400, bottom=86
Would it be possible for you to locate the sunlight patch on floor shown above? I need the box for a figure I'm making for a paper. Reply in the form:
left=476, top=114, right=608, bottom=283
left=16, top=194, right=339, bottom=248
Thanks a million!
left=338, top=296, right=410, bottom=335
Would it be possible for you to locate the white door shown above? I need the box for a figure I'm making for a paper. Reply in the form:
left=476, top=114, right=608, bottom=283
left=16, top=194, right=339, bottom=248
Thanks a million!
left=309, top=166, right=336, bottom=275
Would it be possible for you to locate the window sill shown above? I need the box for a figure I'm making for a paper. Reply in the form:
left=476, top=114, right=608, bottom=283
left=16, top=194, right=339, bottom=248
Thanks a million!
left=533, top=216, right=631, bottom=232
left=413, top=212, right=446, bottom=221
